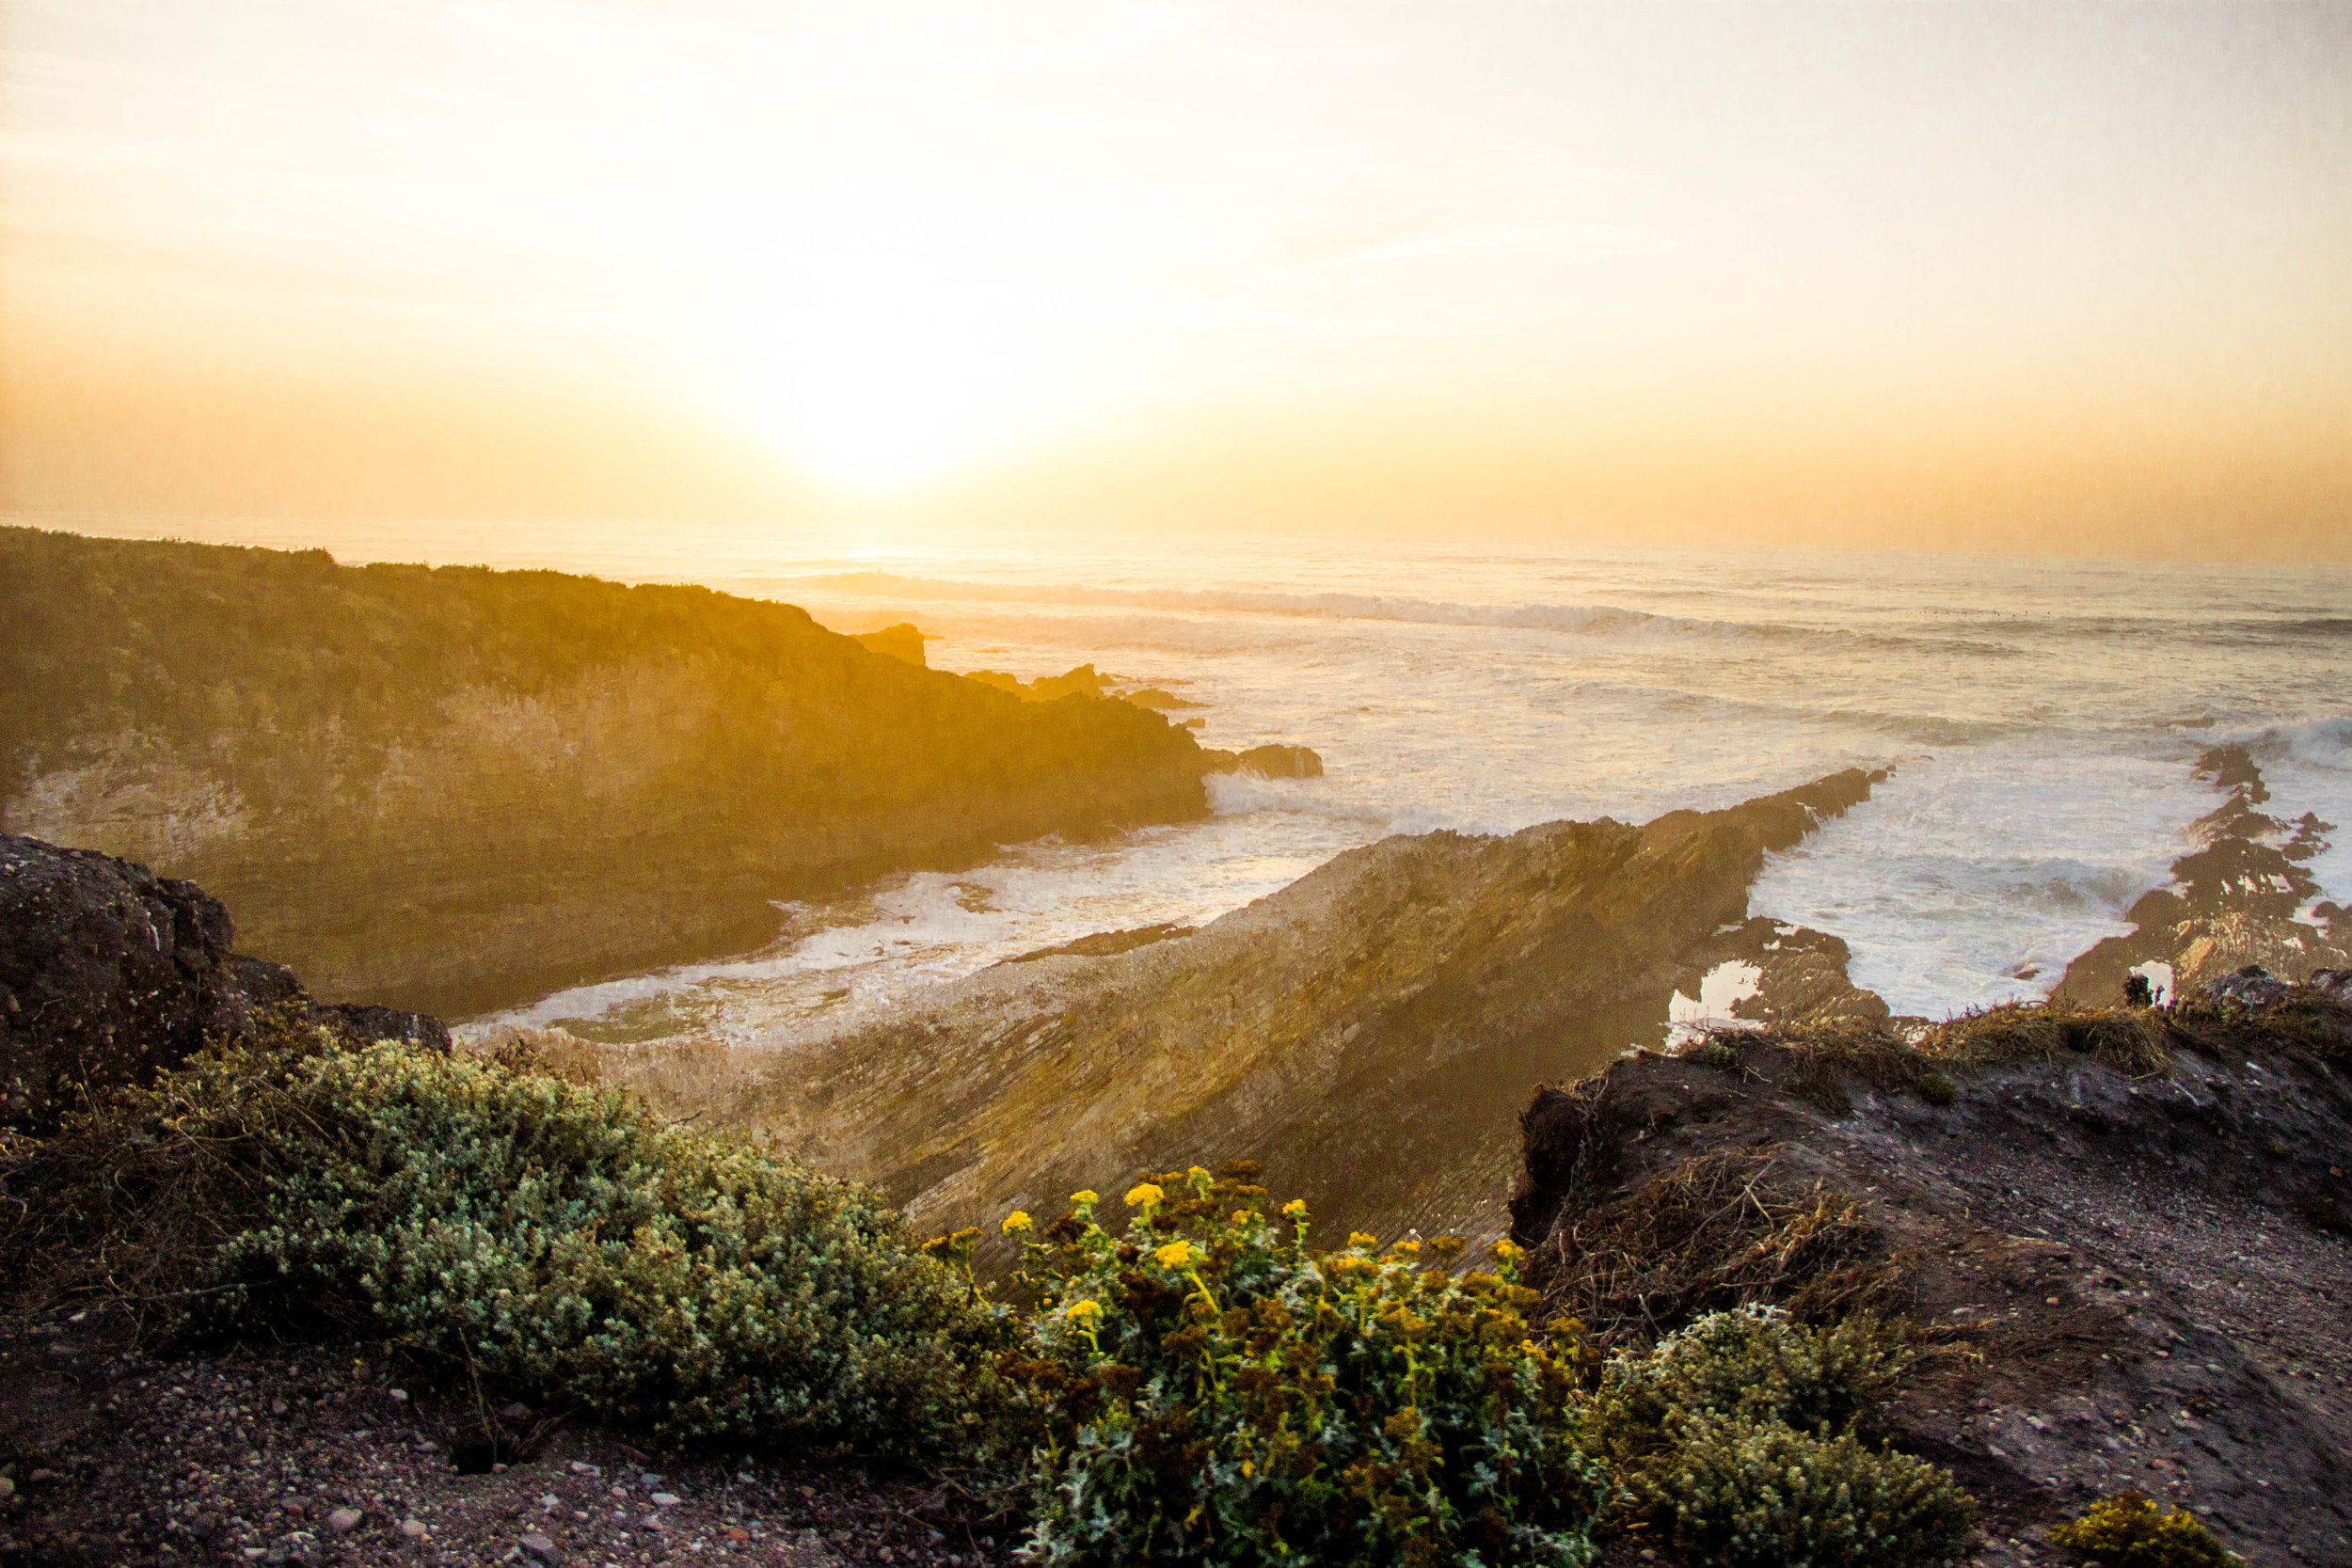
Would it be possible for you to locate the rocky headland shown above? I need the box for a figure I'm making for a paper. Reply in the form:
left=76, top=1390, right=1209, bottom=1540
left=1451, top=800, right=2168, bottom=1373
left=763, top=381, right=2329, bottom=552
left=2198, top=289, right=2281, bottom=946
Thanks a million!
left=0, top=529, right=1224, bottom=1018
left=676, top=768, right=1890, bottom=1257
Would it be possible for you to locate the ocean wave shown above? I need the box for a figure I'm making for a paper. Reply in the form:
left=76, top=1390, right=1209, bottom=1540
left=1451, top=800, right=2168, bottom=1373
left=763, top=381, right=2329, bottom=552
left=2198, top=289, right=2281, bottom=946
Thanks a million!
left=771, top=571, right=1761, bottom=641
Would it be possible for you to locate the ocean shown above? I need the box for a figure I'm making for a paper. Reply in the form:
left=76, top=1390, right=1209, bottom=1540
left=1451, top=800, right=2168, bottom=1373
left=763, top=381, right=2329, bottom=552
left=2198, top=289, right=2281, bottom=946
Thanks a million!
left=379, top=529, right=2350, bottom=1049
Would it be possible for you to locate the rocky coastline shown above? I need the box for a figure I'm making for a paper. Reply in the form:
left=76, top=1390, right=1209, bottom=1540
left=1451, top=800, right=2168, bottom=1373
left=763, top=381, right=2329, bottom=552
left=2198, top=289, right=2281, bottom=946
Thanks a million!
left=0, top=529, right=1230, bottom=1018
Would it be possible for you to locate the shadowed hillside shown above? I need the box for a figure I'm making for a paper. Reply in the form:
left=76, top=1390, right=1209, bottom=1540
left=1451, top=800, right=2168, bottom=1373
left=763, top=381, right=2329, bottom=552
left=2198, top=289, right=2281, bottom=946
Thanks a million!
left=0, top=528, right=1214, bottom=1015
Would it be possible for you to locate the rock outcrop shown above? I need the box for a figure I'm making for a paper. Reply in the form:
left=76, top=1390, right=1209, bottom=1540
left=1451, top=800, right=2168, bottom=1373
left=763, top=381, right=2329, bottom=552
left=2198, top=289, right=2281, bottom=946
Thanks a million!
left=849, top=623, right=930, bottom=666
left=0, top=529, right=1216, bottom=1018
left=1508, top=985, right=2352, bottom=1567
left=711, top=768, right=1887, bottom=1259
left=1201, top=743, right=1325, bottom=779
left=1120, top=689, right=1205, bottom=712
left=0, top=833, right=448, bottom=1132
left=2058, top=744, right=2348, bottom=1004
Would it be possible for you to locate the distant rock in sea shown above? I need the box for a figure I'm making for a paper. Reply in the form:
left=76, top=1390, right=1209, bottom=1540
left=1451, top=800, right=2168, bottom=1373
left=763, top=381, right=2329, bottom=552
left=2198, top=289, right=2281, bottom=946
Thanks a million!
left=1120, top=688, right=1205, bottom=711
left=1202, top=743, right=1325, bottom=778
left=848, top=623, right=930, bottom=667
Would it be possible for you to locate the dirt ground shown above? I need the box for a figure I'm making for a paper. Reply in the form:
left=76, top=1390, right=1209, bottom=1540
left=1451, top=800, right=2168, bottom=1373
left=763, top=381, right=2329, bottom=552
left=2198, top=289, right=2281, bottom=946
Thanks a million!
left=0, top=1308, right=1025, bottom=1568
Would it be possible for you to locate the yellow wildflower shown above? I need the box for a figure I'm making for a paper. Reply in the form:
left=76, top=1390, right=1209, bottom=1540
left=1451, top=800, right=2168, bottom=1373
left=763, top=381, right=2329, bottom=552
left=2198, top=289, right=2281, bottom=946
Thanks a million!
left=1001, top=1211, right=1033, bottom=1236
left=1391, top=1238, right=1422, bottom=1256
left=1490, top=1239, right=1525, bottom=1263
left=1066, top=1300, right=1103, bottom=1323
left=1154, top=1240, right=1198, bottom=1270
left=1232, top=1210, right=1253, bottom=1225
left=1125, top=1182, right=1165, bottom=1209
left=1071, top=1189, right=1100, bottom=1208
left=1280, top=1198, right=1309, bottom=1219
left=1347, top=1231, right=1379, bottom=1251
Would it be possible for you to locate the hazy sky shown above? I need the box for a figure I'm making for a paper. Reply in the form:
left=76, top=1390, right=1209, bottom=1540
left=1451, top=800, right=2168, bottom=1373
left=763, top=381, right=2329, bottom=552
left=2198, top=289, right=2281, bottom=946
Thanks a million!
left=5, top=2, right=2348, bottom=558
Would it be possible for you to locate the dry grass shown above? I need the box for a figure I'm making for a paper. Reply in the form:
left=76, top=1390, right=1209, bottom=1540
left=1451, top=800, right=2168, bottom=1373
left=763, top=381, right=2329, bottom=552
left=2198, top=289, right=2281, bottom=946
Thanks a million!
left=1915, top=1000, right=2171, bottom=1078
left=1530, top=1148, right=1897, bottom=1351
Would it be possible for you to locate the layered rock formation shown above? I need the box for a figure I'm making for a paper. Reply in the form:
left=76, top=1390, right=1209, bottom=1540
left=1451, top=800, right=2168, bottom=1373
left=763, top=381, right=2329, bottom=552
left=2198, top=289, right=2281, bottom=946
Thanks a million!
left=0, top=833, right=447, bottom=1132
left=1509, top=982, right=2352, bottom=1566
left=710, top=768, right=1887, bottom=1256
left=0, top=529, right=1216, bottom=1017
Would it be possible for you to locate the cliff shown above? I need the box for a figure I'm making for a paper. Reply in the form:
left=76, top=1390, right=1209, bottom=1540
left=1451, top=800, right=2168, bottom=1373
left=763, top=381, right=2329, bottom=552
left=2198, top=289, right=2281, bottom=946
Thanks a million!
left=0, top=528, right=1214, bottom=1017
left=693, top=768, right=1888, bottom=1256
left=1509, top=981, right=2352, bottom=1567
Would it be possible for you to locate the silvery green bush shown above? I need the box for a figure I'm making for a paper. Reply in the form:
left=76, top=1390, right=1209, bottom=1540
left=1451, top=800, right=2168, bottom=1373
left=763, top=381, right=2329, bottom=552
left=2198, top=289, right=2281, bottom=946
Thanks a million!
left=24, top=1027, right=1015, bottom=1454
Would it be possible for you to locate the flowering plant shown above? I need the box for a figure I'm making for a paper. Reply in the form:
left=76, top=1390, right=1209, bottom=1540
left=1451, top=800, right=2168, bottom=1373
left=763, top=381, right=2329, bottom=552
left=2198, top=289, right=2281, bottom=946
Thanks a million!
left=1007, top=1162, right=1605, bottom=1567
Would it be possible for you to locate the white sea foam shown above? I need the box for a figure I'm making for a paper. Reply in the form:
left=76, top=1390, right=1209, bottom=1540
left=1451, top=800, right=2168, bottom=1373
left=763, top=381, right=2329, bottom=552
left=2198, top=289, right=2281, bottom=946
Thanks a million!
left=461, top=537, right=2352, bottom=1045
left=1666, top=960, right=1765, bottom=1046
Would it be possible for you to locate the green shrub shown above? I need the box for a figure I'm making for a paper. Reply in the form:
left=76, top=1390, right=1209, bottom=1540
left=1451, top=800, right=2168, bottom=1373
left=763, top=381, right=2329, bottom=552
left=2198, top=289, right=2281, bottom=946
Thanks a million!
left=1591, top=1304, right=1904, bottom=1452
left=2049, top=1493, right=2239, bottom=1567
left=1009, top=1164, right=1607, bottom=1567
left=1645, top=1415, right=1978, bottom=1568
left=6, top=1026, right=1015, bottom=1455
left=1592, top=1307, right=1973, bottom=1568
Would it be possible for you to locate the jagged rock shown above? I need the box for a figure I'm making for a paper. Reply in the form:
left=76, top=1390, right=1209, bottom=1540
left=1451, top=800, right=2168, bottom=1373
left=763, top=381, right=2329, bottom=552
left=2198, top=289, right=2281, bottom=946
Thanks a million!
left=2204, top=963, right=2293, bottom=1006
left=1201, top=743, right=1325, bottom=779
left=2059, top=745, right=2348, bottom=1004
left=1, top=835, right=240, bottom=1130
left=0, top=832, right=450, bottom=1129
left=848, top=624, right=930, bottom=667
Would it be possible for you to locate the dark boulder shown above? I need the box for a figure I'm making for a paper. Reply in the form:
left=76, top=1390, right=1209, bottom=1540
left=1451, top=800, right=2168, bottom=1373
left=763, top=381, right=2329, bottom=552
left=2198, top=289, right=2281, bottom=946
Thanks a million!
left=1, top=833, right=450, bottom=1131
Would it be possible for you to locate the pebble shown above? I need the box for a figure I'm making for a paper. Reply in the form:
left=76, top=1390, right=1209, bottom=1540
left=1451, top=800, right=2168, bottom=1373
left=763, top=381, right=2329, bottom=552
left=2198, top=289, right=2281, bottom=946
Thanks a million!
left=387, top=1388, right=408, bottom=1403
left=398, top=1517, right=428, bottom=1539
left=651, top=1492, right=681, bottom=1507
left=519, top=1530, right=559, bottom=1562
left=326, top=1507, right=363, bottom=1534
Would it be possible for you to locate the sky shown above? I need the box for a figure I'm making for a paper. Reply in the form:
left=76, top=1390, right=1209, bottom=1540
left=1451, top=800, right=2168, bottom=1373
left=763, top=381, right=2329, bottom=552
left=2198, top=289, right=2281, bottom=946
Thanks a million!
left=3, top=1, right=2348, bottom=560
